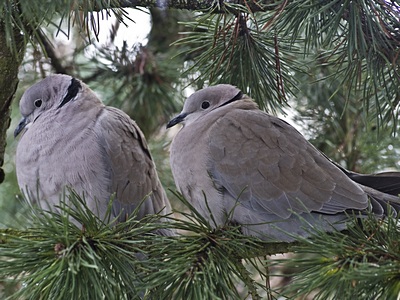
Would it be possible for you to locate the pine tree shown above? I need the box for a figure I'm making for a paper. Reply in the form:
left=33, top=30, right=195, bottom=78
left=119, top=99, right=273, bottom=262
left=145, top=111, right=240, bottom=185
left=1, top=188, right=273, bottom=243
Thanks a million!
left=0, top=1, right=399, bottom=299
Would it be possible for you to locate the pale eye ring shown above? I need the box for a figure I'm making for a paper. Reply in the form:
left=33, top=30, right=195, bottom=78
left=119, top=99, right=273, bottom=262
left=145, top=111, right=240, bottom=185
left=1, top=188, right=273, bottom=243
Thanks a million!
left=34, top=99, right=42, bottom=108
left=201, top=101, right=210, bottom=109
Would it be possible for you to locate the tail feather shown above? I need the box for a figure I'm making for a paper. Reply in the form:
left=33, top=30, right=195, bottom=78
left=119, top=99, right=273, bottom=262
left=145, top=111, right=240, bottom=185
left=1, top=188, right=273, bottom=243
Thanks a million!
left=348, top=172, right=400, bottom=196
left=328, top=157, right=400, bottom=196
left=361, top=185, right=400, bottom=217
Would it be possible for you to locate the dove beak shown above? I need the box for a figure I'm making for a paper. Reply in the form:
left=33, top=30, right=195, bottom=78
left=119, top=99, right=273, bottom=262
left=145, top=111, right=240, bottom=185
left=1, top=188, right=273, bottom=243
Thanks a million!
left=166, top=113, right=187, bottom=129
left=14, top=117, right=28, bottom=138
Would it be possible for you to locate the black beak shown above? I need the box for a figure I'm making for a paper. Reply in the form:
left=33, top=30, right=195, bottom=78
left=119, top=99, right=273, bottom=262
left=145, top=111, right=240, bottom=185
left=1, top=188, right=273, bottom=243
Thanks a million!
left=166, top=113, right=187, bottom=129
left=14, top=117, right=27, bottom=138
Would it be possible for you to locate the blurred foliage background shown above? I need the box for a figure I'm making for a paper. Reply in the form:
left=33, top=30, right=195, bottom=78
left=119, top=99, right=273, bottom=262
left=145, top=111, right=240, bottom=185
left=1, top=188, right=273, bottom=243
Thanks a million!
left=0, top=0, right=399, bottom=298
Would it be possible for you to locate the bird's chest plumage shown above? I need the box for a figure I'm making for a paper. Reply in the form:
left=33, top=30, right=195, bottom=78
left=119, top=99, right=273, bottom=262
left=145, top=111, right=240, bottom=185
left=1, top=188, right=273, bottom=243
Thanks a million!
left=171, top=126, right=210, bottom=191
left=16, top=108, right=110, bottom=204
left=170, top=122, right=227, bottom=223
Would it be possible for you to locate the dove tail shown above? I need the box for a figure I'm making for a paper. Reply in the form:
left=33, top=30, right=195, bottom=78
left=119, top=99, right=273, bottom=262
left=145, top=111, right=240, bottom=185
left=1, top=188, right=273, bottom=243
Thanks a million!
left=347, top=171, right=400, bottom=196
left=360, top=184, right=400, bottom=217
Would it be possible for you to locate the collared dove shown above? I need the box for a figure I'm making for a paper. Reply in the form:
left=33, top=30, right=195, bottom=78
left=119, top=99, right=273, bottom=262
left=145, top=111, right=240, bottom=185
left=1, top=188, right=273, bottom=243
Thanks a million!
left=167, top=84, right=400, bottom=241
left=15, top=74, right=172, bottom=225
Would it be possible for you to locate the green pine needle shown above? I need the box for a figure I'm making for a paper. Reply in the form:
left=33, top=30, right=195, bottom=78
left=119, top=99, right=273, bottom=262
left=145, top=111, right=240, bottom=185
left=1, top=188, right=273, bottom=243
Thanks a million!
left=1, top=191, right=399, bottom=299
left=175, top=8, right=300, bottom=113
left=271, top=212, right=400, bottom=299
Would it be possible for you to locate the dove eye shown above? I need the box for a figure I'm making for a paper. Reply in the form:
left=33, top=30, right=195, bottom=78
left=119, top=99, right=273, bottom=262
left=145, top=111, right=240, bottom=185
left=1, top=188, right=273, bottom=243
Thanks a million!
left=201, top=101, right=210, bottom=109
left=34, top=99, right=42, bottom=108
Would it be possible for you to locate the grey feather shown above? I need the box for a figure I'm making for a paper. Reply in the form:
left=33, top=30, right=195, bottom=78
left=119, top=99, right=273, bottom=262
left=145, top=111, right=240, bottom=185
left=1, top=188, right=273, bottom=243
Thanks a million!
left=167, top=84, right=400, bottom=241
left=15, top=74, right=172, bottom=228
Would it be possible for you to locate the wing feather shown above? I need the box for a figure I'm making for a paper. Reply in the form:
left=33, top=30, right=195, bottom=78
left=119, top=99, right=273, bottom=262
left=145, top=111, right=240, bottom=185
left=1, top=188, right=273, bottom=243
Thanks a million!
left=95, top=107, right=169, bottom=219
left=208, top=109, right=368, bottom=220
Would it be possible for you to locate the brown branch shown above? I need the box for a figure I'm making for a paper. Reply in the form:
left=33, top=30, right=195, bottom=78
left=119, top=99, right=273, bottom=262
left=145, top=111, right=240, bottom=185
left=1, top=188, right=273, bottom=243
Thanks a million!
left=99, top=0, right=278, bottom=12
left=36, top=29, right=70, bottom=75
left=0, top=226, right=299, bottom=256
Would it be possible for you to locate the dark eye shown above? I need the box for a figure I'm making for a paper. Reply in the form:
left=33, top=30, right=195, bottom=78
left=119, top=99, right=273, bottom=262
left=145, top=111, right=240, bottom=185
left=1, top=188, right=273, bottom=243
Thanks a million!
left=201, top=101, right=210, bottom=109
left=34, top=99, right=42, bottom=108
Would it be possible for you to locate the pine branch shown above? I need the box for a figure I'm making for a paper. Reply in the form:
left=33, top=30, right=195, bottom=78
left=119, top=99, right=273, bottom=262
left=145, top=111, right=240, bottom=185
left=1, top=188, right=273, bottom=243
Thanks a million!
left=111, top=0, right=276, bottom=12
left=272, top=213, right=400, bottom=299
left=175, top=10, right=300, bottom=112
left=0, top=192, right=294, bottom=299
left=35, top=29, right=71, bottom=75
left=1, top=0, right=399, bottom=119
left=83, top=43, right=181, bottom=137
left=1, top=191, right=399, bottom=299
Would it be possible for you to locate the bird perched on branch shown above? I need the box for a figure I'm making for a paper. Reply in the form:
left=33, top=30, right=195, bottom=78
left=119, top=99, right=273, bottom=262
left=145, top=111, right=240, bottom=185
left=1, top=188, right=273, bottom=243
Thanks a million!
left=167, top=84, right=400, bottom=241
left=15, top=74, right=172, bottom=225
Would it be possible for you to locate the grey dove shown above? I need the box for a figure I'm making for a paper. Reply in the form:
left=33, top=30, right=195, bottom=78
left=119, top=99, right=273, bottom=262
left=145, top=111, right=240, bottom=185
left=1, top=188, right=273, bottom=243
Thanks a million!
left=167, top=84, right=400, bottom=242
left=15, top=74, right=172, bottom=225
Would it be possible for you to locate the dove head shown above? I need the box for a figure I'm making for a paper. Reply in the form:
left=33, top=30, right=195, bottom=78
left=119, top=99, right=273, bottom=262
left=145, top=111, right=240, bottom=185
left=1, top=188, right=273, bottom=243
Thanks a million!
left=167, top=84, right=244, bottom=128
left=14, top=74, right=84, bottom=137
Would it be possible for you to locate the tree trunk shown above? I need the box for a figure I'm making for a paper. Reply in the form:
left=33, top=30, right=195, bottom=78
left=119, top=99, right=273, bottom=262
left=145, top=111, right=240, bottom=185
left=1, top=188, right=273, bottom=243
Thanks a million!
left=0, top=24, right=25, bottom=184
